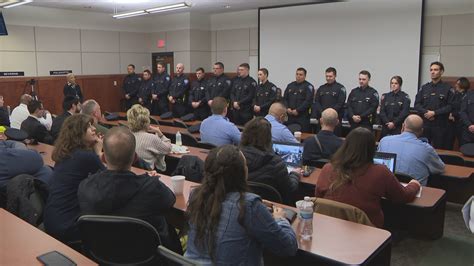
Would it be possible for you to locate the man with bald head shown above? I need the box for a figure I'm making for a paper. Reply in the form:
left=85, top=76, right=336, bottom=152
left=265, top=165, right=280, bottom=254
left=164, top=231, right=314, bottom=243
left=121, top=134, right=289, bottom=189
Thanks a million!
left=378, top=114, right=445, bottom=185
left=168, top=63, right=190, bottom=118
left=265, top=102, right=298, bottom=143
left=78, top=126, right=180, bottom=252
left=303, top=108, right=343, bottom=164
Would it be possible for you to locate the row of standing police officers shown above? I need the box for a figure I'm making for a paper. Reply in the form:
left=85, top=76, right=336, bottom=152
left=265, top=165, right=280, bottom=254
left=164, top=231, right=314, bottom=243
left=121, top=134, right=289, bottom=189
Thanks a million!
left=122, top=61, right=473, bottom=150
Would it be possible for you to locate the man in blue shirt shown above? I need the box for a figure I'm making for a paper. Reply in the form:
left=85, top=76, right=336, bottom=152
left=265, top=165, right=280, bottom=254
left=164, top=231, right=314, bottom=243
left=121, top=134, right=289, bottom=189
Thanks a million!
left=200, top=97, right=241, bottom=146
left=378, top=114, right=445, bottom=185
left=265, top=102, right=298, bottom=143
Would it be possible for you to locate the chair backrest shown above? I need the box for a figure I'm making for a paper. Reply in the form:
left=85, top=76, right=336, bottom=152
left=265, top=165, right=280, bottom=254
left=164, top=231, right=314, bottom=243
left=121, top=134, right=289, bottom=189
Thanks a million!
left=313, top=198, right=374, bottom=227
left=77, top=215, right=161, bottom=265
left=174, top=120, right=188, bottom=129
left=394, top=172, right=415, bottom=183
left=149, top=116, right=160, bottom=125
left=181, top=132, right=199, bottom=147
left=248, top=181, right=283, bottom=203
left=438, top=154, right=465, bottom=166
left=157, top=245, right=201, bottom=266
left=196, top=142, right=216, bottom=149
left=287, top=123, right=302, bottom=134
left=306, top=158, right=330, bottom=168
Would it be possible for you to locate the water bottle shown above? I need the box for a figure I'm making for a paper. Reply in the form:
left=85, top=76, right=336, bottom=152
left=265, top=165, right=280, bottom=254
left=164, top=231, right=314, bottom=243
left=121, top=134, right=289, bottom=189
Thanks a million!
left=298, top=196, right=314, bottom=240
left=175, top=131, right=182, bottom=146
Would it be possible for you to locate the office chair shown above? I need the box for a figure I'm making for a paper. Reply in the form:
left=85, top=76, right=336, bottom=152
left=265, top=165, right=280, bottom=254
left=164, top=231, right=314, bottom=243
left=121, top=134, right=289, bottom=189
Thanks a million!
left=157, top=245, right=200, bottom=266
left=248, top=181, right=283, bottom=203
left=395, top=172, right=415, bottom=183
left=173, top=120, right=188, bottom=129
left=181, top=132, right=199, bottom=147
left=77, top=215, right=161, bottom=265
left=439, top=154, right=465, bottom=166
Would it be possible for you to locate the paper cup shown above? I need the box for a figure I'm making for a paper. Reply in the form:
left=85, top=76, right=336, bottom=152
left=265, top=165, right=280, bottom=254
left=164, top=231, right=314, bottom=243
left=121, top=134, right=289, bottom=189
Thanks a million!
left=171, top=175, right=185, bottom=195
left=294, top=131, right=302, bottom=141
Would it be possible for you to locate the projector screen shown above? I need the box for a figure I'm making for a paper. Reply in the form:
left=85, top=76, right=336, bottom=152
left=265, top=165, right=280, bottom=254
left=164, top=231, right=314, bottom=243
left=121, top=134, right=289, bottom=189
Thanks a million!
left=259, top=0, right=423, bottom=103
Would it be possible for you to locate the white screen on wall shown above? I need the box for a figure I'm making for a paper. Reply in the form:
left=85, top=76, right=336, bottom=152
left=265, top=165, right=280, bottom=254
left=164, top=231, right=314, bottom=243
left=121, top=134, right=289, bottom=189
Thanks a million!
left=259, top=0, right=423, bottom=103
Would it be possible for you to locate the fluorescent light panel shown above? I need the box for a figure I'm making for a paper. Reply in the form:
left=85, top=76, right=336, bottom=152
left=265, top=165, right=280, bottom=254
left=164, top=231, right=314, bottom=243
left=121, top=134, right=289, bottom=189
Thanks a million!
left=113, top=2, right=189, bottom=19
left=2, top=0, right=32, bottom=8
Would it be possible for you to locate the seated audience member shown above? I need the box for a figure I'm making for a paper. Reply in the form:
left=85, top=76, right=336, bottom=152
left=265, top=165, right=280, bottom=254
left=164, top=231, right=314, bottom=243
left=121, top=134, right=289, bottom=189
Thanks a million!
left=0, top=138, right=52, bottom=190
left=315, top=127, right=421, bottom=228
left=0, top=95, right=10, bottom=127
left=81, top=99, right=108, bottom=135
left=264, top=102, right=298, bottom=143
left=378, top=114, right=445, bottom=186
left=44, top=114, right=105, bottom=242
left=185, top=145, right=298, bottom=264
left=78, top=127, right=180, bottom=252
left=10, top=94, right=52, bottom=130
left=127, top=104, right=171, bottom=172
left=240, top=117, right=299, bottom=204
left=303, top=108, right=343, bottom=165
left=200, top=97, right=241, bottom=146
left=51, top=96, right=81, bottom=141
left=20, top=100, right=54, bottom=144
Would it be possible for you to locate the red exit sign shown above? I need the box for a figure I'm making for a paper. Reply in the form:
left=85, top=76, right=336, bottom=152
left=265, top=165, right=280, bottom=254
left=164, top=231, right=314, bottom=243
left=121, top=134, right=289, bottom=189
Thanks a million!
left=157, top=39, right=165, bottom=48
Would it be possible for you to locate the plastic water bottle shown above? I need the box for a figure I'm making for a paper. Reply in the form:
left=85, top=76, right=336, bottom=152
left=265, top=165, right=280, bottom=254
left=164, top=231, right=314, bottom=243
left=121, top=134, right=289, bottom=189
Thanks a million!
left=175, top=131, right=182, bottom=146
left=298, top=196, right=314, bottom=240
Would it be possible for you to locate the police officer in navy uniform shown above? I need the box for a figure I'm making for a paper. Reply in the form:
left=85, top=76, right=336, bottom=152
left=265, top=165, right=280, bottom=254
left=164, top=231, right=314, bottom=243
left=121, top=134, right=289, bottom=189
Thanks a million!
left=137, top=69, right=156, bottom=111
left=347, top=70, right=379, bottom=131
left=152, top=62, right=171, bottom=115
left=253, top=68, right=277, bottom=117
left=189, top=67, right=210, bottom=120
left=283, top=67, right=314, bottom=132
left=168, top=63, right=190, bottom=118
left=379, top=76, right=411, bottom=137
left=458, top=78, right=473, bottom=145
left=447, top=77, right=470, bottom=149
left=230, top=63, right=257, bottom=126
left=206, top=62, right=232, bottom=106
left=122, top=64, right=141, bottom=110
left=415, top=62, right=453, bottom=149
left=311, top=67, right=346, bottom=135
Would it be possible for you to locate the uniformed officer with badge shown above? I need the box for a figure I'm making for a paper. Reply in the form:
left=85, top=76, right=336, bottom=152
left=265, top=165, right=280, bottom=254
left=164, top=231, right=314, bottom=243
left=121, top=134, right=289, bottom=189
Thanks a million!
left=458, top=78, right=473, bottom=145
left=230, top=63, right=257, bottom=125
left=206, top=62, right=232, bottom=106
left=137, top=69, right=156, bottom=111
left=283, top=67, right=314, bottom=132
left=379, top=76, right=410, bottom=137
left=122, top=64, right=141, bottom=110
left=152, top=62, right=171, bottom=115
left=346, top=70, right=379, bottom=131
left=415, top=62, right=453, bottom=149
left=253, top=68, right=277, bottom=117
left=311, top=67, right=346, bottom=135
left=447, top=77, right=469, bottom=149
left=168, top=63, right=190, bottom=118
left=189, top=67, right=210, bottom=120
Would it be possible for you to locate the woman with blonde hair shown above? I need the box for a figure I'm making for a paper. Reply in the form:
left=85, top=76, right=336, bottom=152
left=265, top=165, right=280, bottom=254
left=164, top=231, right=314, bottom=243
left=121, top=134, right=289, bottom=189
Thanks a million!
left=63, top=73, right=83, bottom=102
left=127, top=104, right=171, bottom=171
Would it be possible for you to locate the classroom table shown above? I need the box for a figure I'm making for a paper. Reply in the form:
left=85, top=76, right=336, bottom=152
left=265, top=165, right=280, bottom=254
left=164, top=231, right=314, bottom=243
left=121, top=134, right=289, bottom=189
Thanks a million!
left=427, top=164, right=474, bottom=204
left=99, top=120, right=202, bottom=140
left=0, top=208, right=97, bottom=265
left=116, top=112, right=201, bottom=127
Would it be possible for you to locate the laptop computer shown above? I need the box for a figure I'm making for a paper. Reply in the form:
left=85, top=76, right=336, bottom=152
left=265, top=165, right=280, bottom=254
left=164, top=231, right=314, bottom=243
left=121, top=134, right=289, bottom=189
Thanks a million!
left=374, top=152, right=397, bottom=173
left=272, top=142, right=304, bottom=173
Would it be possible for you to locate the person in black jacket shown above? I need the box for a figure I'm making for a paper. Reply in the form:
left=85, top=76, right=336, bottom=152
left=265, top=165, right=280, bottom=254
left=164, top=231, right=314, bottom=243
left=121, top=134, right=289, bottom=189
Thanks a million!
left=168, top=63, right=190, bottom=118
left=379, top=76, right=411, bottom=137
left=122, top=64, right=141, bottom=110
left=189, top=67, right=210, bottom=120
left=152, top=62, right=171, bottom=115
left=20, top=100, right=53, bottom=144
left=206, top=62, right=232, bottom=106
left=346, top=70, right=379, bottom=131
left=240, top=117, right=300, bottom=204
left=137, top=69, right=156, bottom=111
left=231, top=63, right=257, bottom=125
left=63, top=73, right=83, bottom=102
left=253, top=68, right=277, bottom=117
left=283, top=68, right=314, bottom=132
left=51, top=96, right=80, bottom=141
left=0, top=95, right=10, bottom=127
left=446, top=77, right=470, bottom=149
left=78, top=126, right=180, bottom=253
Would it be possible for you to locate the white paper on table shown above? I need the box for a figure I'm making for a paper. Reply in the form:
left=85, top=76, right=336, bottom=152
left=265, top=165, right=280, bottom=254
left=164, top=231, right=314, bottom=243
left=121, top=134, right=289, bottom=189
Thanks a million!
left=461, top=196, right=474, bottom=233
left=402, top=183, right=422, bottom=198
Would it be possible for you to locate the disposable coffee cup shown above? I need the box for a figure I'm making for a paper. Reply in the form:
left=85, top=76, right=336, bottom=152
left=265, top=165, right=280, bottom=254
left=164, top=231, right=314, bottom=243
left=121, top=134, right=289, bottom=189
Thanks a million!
left=171, top=175, right=185, bottom=195
left=294, top=131, right=302, bottom=141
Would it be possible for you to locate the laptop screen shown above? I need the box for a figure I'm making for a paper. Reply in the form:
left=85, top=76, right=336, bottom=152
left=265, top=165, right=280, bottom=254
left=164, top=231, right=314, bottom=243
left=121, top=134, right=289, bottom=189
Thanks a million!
left=374, top=152, right=397, bottom=173
left=272, top=142, right=304, bottom=167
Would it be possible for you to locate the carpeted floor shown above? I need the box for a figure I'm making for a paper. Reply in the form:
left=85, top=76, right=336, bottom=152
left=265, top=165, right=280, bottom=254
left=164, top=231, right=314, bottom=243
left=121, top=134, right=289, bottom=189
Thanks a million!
left=391, top=202, right=474, bottom=266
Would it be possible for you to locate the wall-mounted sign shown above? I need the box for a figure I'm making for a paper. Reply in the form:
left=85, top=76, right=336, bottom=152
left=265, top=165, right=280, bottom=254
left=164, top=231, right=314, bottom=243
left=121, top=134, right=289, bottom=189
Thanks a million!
left=50, top=70, right=72, bottom=75
left=157, top=39, right=165, bottom=48
left=0, top=71, right=24, bottom=77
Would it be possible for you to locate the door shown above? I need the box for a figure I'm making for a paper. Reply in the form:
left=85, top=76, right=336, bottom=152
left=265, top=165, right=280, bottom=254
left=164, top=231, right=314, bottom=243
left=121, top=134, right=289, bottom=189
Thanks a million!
left=152, top=52, right=174, bottom=77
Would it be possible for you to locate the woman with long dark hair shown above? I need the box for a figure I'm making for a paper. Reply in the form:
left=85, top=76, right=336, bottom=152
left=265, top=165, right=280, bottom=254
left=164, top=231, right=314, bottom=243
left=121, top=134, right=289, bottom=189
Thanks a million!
left=44, top=114, right=105, bottom=241
left=315, top=127, right=421, bottom=228
left=185, top=145, right=297, bottom=265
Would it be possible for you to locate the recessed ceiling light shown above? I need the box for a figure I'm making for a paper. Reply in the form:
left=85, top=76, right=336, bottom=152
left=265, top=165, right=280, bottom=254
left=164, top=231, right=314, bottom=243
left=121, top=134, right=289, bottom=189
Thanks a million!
left=224, top=5, right=231, bottom=9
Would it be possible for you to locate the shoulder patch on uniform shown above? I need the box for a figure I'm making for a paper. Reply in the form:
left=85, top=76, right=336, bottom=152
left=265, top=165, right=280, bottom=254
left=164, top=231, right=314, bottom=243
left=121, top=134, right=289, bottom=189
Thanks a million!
left=226, top=80, right=231, bottom=85
left=184, top=79, right=189, bottom=84
left=341, top=87, right=346, bottom=94
left=271, top=86, right=277, bottom=92
left=308, top=85, right=313, bottom=90
left=405, top=94, right=411, bottom=100
left=252, top=81, right=257, bottom=87
left=166, top=76, right=170, bottom=81
left=373, top=92, right=379, bottom=100
left=138, top=77, right=142, bottom=81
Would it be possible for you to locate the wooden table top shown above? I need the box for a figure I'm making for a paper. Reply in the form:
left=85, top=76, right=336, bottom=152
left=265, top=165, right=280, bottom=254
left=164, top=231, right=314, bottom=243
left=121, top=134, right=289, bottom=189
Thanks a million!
left=100, top=120, right=201, bottom=140
left=116, top=112, right=201, bottom=127
left=0, top=209, right=97, bottom=265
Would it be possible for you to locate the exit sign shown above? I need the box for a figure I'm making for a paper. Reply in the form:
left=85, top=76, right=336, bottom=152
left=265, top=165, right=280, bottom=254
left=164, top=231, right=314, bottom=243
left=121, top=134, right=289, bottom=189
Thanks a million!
left=157, top=39, right=165, bottom=48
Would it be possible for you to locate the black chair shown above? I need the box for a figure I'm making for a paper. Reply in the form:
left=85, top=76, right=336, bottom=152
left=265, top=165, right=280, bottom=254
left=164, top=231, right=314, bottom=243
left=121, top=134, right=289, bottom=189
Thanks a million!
left=157, top=245, right=200, bottom=266
left=174, top=120, right=188, bottom=129
left=306, top=158, right=330, bottom=168
left=287, top=124, right=301, bottom=134
left=149, top=117, right=160, bottom=125
left=248, top=181, right=283, bottom=203
left=157, top=118, right=175, bottom=126
left=196, top=142, right=216, bottom=149
left=77, top=215, right=161, bottom=265
left=438, top=154, right=465, bottom=166
left=164, top=155, right=180, bottom=176
left=181, top=132, right=199, bottom=147
left=395, top=172, right=415, bottom=183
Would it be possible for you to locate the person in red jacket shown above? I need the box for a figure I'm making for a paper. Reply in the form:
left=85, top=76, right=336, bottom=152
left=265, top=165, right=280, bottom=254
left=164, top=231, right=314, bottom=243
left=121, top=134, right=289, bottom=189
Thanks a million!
left=315, top=127, right=421, bottom=227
